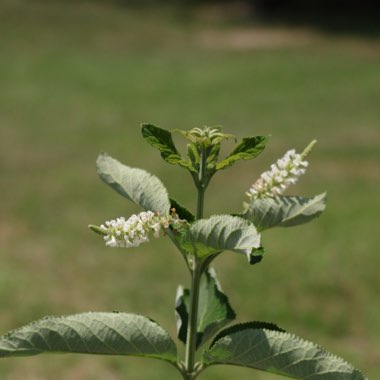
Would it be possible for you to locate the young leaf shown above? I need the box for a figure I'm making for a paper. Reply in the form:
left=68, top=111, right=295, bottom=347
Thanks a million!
left=203, top=322, right=367, bottom=379
left=141, top=124, right=195, bottom=172
left=180, top=215, right=261, bottom=258
left=96, top=153, right=170, bottom=214
left=242, top=193, right=327, bottom=231
left=175, top=268, right=236, bottom=348
left=216, top=136, right=269, bottom=170
left=0, top=312, right=177, bottom=363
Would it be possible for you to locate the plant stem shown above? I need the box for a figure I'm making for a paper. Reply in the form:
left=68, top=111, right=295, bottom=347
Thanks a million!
left=196, top=187, right=205, bottom=220
left=196, top=145, right=207, bottom=220
left=184, top=260, right=202, bottom=379
left=184, top=144, right=207, bottom=379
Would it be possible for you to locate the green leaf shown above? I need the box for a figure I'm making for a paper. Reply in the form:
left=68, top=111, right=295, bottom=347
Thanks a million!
left=0, top=312, right=177, bottom=363
left=96, top=153, right=170, bottom=214
left=170, top=198, right=195, bottom=223
left=175, top=286, right=190, bottom=345
left=242, top=193, right=327, bottom=231
left=187, top=142, right=200, bottom=171
left=247, top=246, right=264, bottom=265
left=203, top=322, right=367, bottom=379
left=180, top=215, right=261, bottom=258
left=206, top=143, right=221, bottom=170
left=216, top=136, right=269, bottom=170
left=175, top=268, right=236, bottom=348
left=141, top=124, right=194, bottom=171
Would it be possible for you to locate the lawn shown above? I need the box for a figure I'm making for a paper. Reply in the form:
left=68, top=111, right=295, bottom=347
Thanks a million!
left=0, top=1, right=379, bottom=379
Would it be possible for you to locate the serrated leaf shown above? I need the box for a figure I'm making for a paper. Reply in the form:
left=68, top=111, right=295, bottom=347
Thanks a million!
left=216, top=136, right=269, bottom=170
left=96, top=153, right=170, bottom=214
left=175, top=268, right=236, bottom=348
left=243, top=193, right=327, bottom=231
left=0, top=312, right=177, bottom=363
left=203, top=322, right=366, bottom=379
left=180, top=215, right=261, bottom=258
left=141, top=124, right=195, bottom=171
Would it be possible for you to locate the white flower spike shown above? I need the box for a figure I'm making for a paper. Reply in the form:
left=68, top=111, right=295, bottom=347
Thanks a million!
left=247, top=140, right=316, bottom=201
left=91, top=209, right=188, bottom=249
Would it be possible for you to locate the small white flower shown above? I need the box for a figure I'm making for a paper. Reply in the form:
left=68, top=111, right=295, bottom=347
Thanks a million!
left=246, top=141, right=315, bottom=202
left=98, top=209, right=189, bottom=249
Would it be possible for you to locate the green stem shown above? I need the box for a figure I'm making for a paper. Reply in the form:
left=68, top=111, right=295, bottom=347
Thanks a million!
left=196, top=145, right=207, bottom=220
left=184, top=260, right=202, bottom=378
left=183, top=144, right=207, bottom=379
left=196, top=187, right=205, bottom=220
left=197, top=145, right=207, bottom=219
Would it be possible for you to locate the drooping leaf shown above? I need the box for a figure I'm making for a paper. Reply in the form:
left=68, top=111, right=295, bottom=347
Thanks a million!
left=175, top=268, right=236, bottom=348
left=216, top=136, right=269, bottom=170
left=203, top=322, right=366, bottom=379
left=175, top=286, right=190, bottom=345
left=96, top=153, right=170, bottom=214
left=141, top=124, right=194, bottom=171
left=180, top=215, right=261, bottom=258
left=242, top=193, right=327, bottom=231
left=0, top=312, right=177, bottom=363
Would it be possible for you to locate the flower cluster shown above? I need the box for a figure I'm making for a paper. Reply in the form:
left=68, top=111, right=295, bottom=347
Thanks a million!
left=247, top=141, right=315, bottom=201
left=98, top=210, right=188, bottom=248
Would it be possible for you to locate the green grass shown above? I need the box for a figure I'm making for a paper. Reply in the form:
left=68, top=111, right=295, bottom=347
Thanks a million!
left=0, top=1, right=379, bottom=379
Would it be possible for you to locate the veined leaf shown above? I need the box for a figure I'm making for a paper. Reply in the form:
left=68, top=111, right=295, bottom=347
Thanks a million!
left=203, top=322, right=366, bottom=379
left=181, top=215, right=261, bottom=258
left=175, top=268, right=236, bottom=348
left=242, top=193, right=327, bottom=231
left=0, top=312, right=177, bottom=363
left=141, top=124, right=195, bottom=171
left=97, top=153, right=170, bottom=214
left=216, top=136, right=269, bottom=170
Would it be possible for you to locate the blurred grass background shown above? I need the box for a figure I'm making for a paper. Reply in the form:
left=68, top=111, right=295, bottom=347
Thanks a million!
left=0, top=1, right=379, bottom=379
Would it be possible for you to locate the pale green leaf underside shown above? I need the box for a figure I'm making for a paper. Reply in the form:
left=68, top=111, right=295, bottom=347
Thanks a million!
left=96, top=153, right=170, bottom=214
left=203, top=325, right=366, bottom=379
left=197, top=268, right=236, bottom=347
left=0, top=312, right=177, bottom=363
left=175, top=268, right=236, bottom=348
left=181, top=215, right=261, bottom=258
left=243, top=193, right=327, bottom=231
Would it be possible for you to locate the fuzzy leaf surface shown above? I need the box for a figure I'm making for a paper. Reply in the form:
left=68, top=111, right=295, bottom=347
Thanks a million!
left=0, top=312, right=177, bottom=363
left=203, top=322, right=366, bottom=379
left=141, top=124, right=194, bottom=171
left=181, top=215, right=261, bottom=258
left=97, top=153, right=170, bottom=214
left=243, top=193, right=327, bottom=231
left=216, top=136, right=269, bottom=170
left=175, top=268, right=236, bottom=348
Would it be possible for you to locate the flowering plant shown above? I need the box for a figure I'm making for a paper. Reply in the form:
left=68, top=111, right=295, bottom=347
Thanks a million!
left=0, top=125, right=366, bottom=380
